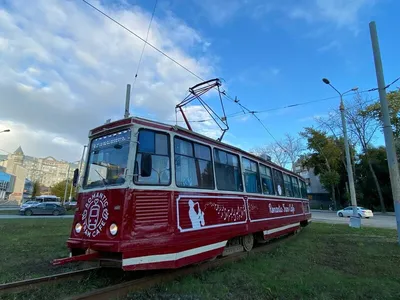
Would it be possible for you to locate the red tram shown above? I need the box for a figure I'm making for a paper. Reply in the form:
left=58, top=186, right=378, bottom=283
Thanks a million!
left=53, top=116, right=311, bottom=270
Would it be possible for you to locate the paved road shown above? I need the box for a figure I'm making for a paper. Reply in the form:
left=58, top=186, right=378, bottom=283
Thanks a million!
left=311, top=210, right=397, bottom=229
left=0, top=210, right=396, bottom=228
left=0, top=214, right=74, bottom=219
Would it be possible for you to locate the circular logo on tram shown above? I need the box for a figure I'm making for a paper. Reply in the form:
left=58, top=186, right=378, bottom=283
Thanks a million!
left=82, top=192, right=109, bottom=238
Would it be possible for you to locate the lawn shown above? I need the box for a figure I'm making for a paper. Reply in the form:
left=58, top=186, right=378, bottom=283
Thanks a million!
left=0, top=210, right=19, bottom=215
left=1, top=220, right=399, bottom=300
left=0, top=218, right=82, bottom=284
left=128, top=223, right=400, bottom=300
left=0, top=218, right=132, bottom=300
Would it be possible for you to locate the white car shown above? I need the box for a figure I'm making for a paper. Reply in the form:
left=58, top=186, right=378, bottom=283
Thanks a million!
left=337, top=206, right=374, bottom=218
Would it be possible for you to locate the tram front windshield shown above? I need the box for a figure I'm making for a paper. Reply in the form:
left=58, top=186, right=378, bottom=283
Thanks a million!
left=83, top=129, right=131, bottom=189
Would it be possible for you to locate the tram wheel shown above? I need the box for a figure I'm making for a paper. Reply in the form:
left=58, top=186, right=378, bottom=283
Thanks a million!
left=242, top=234, right=254, bottom=252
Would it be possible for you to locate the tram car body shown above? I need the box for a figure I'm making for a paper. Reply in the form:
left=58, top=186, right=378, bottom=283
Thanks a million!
left=53, top=117, right=311, bottom=270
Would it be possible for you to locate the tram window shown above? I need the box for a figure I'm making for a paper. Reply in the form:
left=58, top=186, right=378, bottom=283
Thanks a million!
left=291, top=176, right=301, bottom=198
left=214, top=149, right=243, bottom=192
left=155, top=134, right=169, bottom=155
left=283, top=174, right=293, bottom=197
left=272, top=169, right=285, bottom=196
left=260, top=164, right=274, bottom=195
left=174, top=137, right=214, bottom=189
left=300, top=180, right=308, bottom=199
left=242, top=157, right=260, bottom=193
left=134, top=129, right=171, bottom=185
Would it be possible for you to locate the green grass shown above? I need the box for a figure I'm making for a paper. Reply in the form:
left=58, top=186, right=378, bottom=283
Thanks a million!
left=1, top=220, right=399, bottom=300
left=0, top=218, right=137, bottom=300
left=128, top=224, right=400, bottom=300
left=0, top=210, right=19, bottom=215
left=0, top=218, right=82, bottom=284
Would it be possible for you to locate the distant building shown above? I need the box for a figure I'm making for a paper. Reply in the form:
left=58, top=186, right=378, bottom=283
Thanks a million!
left=0, top=171, right=15, bottom=202
left=294, top=161, right=330, bottom=208
left=0, top=146, right=78, bottom=189
left=23, top=179, right=33, bottom=199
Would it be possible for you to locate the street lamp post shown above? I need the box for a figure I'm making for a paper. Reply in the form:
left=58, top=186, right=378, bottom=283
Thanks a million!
left=322, top=78, right=361, bottom=228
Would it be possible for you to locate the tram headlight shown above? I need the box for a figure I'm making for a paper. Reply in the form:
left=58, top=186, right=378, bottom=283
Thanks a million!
left=75, top=222, right=82, bottom=234
left=109, top=223, right=118, bottom=236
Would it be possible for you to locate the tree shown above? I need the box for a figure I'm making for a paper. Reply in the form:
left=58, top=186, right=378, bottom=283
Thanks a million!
left=31, top=181, right=40, bottom=198
left=282, top=134, right=305, bottom=171
left=51, top=179, right=76, bottom=201
left=346, top=92, right=386, bottom=212
left=365, top=89, right=400, bottom=159
left=251, top=133, right=304, bottom=171
left=314, top=112, right=358, bottom=177
left=356, top=147, right=393, bottom=211
left=365, top=89, right=400, bottom=139
left=251, top=144, right=289, bottom=168
left=300, top=127, right=344, bottom=208
left=314, top=93, right=387, bottom=212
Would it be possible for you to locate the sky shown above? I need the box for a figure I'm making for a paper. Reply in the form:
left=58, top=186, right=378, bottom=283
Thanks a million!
left=0, top=0, right=399, bottom=162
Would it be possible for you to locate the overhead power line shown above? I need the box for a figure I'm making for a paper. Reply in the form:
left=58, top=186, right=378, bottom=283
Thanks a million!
left=132, top=0, right=158, bottom=91
left=81, top=0, right=397, bottom=151
left=81, top=0, right=204, bottom=82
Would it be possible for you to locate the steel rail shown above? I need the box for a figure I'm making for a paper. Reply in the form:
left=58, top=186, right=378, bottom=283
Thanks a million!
left=0, top=267, right=100, bottom=295
left=66, top=231, right=302, bottom=300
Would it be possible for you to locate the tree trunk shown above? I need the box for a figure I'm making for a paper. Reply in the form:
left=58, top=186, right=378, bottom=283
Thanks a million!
left=367, top=159, right=386, bottom=213
left=336, top=186, right=340, bottom=210
left=331, top=184, right=336, bottom=207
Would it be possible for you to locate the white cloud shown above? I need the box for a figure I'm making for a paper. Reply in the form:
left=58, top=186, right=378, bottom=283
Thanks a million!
left=191, top=0, right=248, bottom=25
left=288, top=0, right=376, bottom=34
left=193, top=0, right=376, bottom=35
left=0, top=120, right=83, bottom=161
left=231, top=66, right=281, bottom=87
left=317, top=40, right=341, bottom=52
left=0, top=0, right=215, bottom=161
left=297, top=114, right=328, bottom=123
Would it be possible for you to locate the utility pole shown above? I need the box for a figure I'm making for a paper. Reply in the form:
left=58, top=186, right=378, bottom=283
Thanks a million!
left=339, top=98, right=360, bottom=228
left=124, top=84, right=131, bottom=118
left=69, top=170, right=74, bottom=200
left=78, top=145, right=87, bottom=188
left=369, top=21, right=400, bottom=243
left=63, top=165, right=70, bottom=205
left=322, top=78, right=360, bottom=228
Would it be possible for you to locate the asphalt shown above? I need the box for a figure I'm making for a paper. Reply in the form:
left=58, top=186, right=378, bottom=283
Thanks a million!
left=311, top=210, right=397, bottom=229
left=0, top=209, right=397, bottom=228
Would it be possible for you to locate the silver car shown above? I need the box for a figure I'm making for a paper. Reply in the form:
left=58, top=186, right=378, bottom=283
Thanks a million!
left=20, top=201, right=39, bottom=209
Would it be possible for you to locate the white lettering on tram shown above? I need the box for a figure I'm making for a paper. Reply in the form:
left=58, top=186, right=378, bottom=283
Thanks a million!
left=82, top=192, right=109, bottom=238
left=269, top=203, right=295, bottom=214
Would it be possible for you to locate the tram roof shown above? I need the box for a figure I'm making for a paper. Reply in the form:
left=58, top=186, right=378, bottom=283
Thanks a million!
left=89, top=116, right=303, bottom=179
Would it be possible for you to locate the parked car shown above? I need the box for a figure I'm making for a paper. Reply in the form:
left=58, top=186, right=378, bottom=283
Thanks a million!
left=33, top=195, right=61, bottom=203
left=20, top=202, right=66, bottom=216
left=337, top=206, right=374, bottom=218
left=64, top=200, right=77, bottom=210
left=20, top=201, right=39, bottom=209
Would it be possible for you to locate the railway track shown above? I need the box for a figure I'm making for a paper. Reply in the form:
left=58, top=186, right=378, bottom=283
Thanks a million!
left=1, top=230, right=303, bottom=300
left=66, top=231, right=301, bottom=300
left=0, top=267, right=100, bottom=295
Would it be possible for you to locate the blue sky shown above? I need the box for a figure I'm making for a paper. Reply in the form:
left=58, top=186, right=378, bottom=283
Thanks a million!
left=116, top=0, right=398, bottom=150
left=0, top=0, right=398, bottom=161
left=206, top=0, right=394, bottom=145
